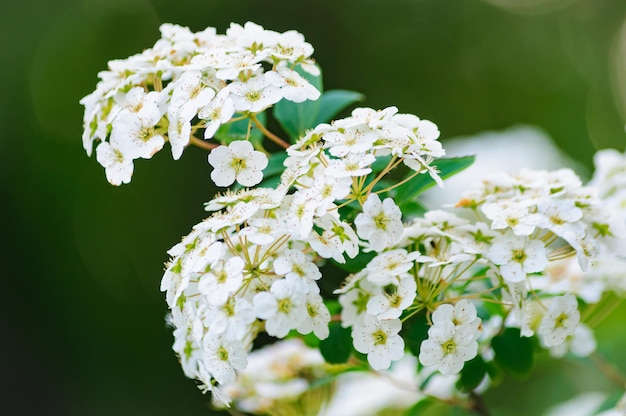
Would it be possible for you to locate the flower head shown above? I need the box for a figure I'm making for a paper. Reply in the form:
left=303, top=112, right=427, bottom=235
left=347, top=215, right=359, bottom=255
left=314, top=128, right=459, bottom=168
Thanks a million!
left=208, top=140, right=268, bottom=187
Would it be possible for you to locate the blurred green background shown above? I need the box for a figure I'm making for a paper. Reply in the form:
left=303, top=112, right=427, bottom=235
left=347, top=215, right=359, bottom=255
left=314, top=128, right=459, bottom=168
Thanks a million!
left=2, top=0, right=626, bottom=415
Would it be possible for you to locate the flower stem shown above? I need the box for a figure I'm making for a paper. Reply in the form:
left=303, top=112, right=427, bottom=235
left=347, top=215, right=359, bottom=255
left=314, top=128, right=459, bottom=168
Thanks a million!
left=591, top=352, right=626, bottom=387
left=189, top=136, right=218, bottom=151
left=249, top=114, right=291, bottom=149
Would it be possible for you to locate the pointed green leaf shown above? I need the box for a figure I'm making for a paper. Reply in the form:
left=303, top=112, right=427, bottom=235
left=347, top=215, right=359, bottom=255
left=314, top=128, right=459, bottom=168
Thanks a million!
left=457, top=355, right=487, bottom=392
left=262, top=151, right=288, bottom=178
left=319, top=323, right=352, bottom=364
left=393, top=156, right=475, bottom=205
left=332, top=251, right=377, bottom=274
left=273, top=65, right=363, bottom=140
left=593, top=390, right=624, bottom=415
left=404, top=397, right=440, bottom=416
left=491, top=327, right=535, bottom=378
left=399, top=200, right=427, bottom=220
left=312, top=89, right=364, bottom=126
left=400, top=310, right=429, bottom=358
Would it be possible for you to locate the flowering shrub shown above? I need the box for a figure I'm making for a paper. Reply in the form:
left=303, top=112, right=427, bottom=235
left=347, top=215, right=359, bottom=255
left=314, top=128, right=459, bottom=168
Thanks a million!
left=82, top=22, right=626, bottom=415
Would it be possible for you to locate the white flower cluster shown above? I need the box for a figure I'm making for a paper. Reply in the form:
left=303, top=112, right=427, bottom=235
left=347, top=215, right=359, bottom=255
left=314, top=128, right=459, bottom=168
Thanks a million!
left=218, top=339, right=332, bottom=415
left=160, top=106, right=446, bottom=404
left=335, top=166, right=625, bottom=378
left=80, top=22, right=320, bottom=185
left=82, top=20, right=626, bottom=414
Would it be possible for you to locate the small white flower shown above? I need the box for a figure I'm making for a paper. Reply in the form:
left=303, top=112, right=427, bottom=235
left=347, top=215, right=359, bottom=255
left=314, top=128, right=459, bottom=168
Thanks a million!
left=274, top=249, right=321, bottom=282
left=253, top=279, right=307, bottom=338
left=324, top=152, right=376, bottom=178
left=366, top=276, right=417, bottom=320
left=418, top=319, right=479, bottom=375
left=198, top=256, right=245, bottom=305
left=265, top=66, right=320, bottom=103
left=238, top=217, right=284, bottom=245
left=547, top=323, right=596, bottom=358
left=538, top=294, right=580, bottom=347
left=481, top=201, right=537, bottom=236
left=352, top=315, right=405, bottom=370
left=229, top=75, right=282, bottom=113
left=203, top=334, right=248, bottom=385
left=487, top=231, right=548, bottom=283
left=355, top=194, right=404, bottom=251
left=338, top=277, right=375, bottom=328
left=324, top=125, right=378, bottom=157
left=432, top=300, right=481, bottom=335
left=208, top=140, right=268, bottom=187
left=95, top=139, right=135, bottom=186
left=198, top=89, right=235, bottom=139
left=365, top=249, right=419, bottom=285
left=110, top=111, right=165, bottom=160
left=297, top=291, right=331, bottom=339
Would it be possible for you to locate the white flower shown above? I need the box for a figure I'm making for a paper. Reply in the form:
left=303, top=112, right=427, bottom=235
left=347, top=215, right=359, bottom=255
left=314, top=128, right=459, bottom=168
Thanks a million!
left=110, top=111, right=165, bottom=160
left=538, top=294, right=580, bottom=347
left=208, top=140, right=268, bottom=187
left=355, top=194, right=404, bottom=251
left=253, top=279, right=307, bottom=338
left=418, top=319, right=479, bottom=375
left=547, top=323, right=596, bottom=358
left=229, top=75, right=282, bottom=113
left=365, top=249, right=419, bottom=286
left=197, top=256, right=245, bottom=305
left=481, top=201, right=537, bottom=236
left=95, top=138, right=135, bottom=186
left=208, top=297, right=256, bottom=342
left=338, top=277, right=375, bottom=328
left=432, top=300, right=481, bottom=335
left=366, top=276, right=416, bottom=320
left=297, top=291, right=331, bottom=339
left=273, top=249, right=321, bottom=283
left=198, top=88, right=235, bottom=139
left=352, top=315, right=405, bottom=370
left=324, top=152, right=376, bottom=178
left=202, top=334, right=248, bottom=385
left=238, top=217, right=284, bottom=245
left=487, top=231, right=548, bottom=283
left=168, top=71, right=217, bottom=159
left=265, top=66, right=320, bottom=103
left=308, top=229, right=344, bottom=263
left=324, top=125, right=378, bottom=157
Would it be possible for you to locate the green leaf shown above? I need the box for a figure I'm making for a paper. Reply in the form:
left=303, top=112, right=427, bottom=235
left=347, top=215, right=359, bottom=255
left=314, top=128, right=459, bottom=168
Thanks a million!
left=404, top=397, right=440, bottom=416
left=399, top=199, right=427, bottom=219
left=319, top=323, right=352, bottom=364
left=491, top=327, right=534, bottom=378
left=273, top=66, right=363, bottom=140
left=332, top=250, right=377, bottom=273
left=311, top=89, right=364, bottom=126
left=405, top=397, right=476, bottom=416
left=593, top=390, right=624, bottom=415
left=400, top=310, right=429, bottom=358
left=393, top=156, right=475, bottom=206
left=263, top=151, right=288, bottom=178
left=457, top=355, right=487, bottom=392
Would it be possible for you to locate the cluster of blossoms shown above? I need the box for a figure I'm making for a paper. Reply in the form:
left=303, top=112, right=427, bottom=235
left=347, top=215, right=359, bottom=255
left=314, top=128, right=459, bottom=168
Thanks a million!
left=160, top=105, right=448, bottom=403
left=218, top=339, right=334, bottom=415
left=83, top=21, right=626, bottom=415
left=335, top=166, right=624, bottom=380
left=80, top=22, right=319, bottom=185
